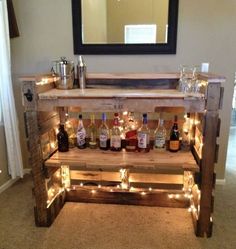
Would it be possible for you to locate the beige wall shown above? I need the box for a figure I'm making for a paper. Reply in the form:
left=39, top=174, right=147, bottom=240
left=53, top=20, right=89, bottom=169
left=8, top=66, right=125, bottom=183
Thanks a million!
left=2, top=0, right=234, bottom=188
left=82, top=0, right=107, bottom=43
left=107, top=0, right=168, bottom=43
left=0, top=126, right=10, bottom=186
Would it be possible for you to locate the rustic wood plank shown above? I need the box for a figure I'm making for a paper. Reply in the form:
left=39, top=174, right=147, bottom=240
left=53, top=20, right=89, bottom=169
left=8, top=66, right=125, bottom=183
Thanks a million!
left=65, top=186, right=189, bottom=208
left=38, top=88, right=204, bottom=99
left=45, top=148, right=198, bottom=172
left=198, top=73, right=226, bottom=83
left=206, top=83, right=222, bottom=111
left=70, top=171, right=184, bottom=190
left=197, top=111, right=219, bottom=237
left=86, top=73, right=180, bottom=80
left=71, top=171, right=184, bottom=184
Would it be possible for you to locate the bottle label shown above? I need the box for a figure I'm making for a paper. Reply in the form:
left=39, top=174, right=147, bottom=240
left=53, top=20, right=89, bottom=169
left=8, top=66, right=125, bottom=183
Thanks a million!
left=100, top=134, right=108, bottom=148
left=110, top=135, right=121, bottom=148
left=155, top=137, right=165, bottom=148
left=169, top=140, right=180, bottom=151
left=77, top=129, right=86, bottom=146
left=138, top=133, right=148, bottom=149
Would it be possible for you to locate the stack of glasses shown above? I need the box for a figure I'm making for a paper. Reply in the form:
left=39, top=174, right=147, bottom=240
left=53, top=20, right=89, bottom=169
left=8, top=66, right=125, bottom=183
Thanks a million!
left=178, top=65, right=200, bottom=94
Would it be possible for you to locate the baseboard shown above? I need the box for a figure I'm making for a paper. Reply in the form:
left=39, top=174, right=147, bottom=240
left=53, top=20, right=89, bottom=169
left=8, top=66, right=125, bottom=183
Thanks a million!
left=23, top=168, right=32, bottom=175
left=0, top=178, right=19, bottom=194
left=216, top=179, right=226, bottom=185
left=0, top=168, right=32, bottom=194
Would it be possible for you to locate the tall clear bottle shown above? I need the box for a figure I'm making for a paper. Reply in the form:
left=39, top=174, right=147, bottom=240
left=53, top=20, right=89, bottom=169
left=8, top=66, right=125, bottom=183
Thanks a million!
left=76, top=114, right=86, bottom=149
left=137, top=113, right=150, bottom=152
left=87, top=114, right=97, bottom=149
left=154, top=119, right=166, bottom=150
left=65, top=116, right=76, bottom=148
left=99, top=113, right=110, bottom=150
left=110, top=113, right=122, bottom=151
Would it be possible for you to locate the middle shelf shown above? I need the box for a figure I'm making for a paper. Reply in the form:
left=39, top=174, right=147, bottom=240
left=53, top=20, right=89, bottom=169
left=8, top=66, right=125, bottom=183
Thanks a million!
left=45, top=148, right=199, bottom=173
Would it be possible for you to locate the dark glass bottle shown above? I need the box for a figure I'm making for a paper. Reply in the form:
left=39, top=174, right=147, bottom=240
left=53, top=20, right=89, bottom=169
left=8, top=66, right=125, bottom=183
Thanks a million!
left=137, top=113, right=150, bottom=152
left=57, top=124, right=69, bottom=152
left=169, top=115, right=180, bottom=152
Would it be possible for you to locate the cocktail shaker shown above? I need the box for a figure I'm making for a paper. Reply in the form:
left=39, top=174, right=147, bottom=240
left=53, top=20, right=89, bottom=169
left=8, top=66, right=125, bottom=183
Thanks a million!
left=77, top=55, right=86, bottom=89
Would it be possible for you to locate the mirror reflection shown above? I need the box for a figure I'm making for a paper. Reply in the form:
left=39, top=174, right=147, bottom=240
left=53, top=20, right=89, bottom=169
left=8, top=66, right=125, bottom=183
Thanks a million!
left=82, top=0, right=169, bottom=44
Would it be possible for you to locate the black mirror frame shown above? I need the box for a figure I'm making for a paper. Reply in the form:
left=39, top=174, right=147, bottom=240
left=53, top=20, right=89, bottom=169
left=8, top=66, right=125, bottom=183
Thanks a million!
left=72, top=0, right=179, bottom=55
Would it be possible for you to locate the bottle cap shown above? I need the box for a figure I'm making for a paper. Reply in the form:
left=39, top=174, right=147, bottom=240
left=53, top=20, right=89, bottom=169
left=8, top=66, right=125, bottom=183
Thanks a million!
left=102, top=113, right=106, bottom=120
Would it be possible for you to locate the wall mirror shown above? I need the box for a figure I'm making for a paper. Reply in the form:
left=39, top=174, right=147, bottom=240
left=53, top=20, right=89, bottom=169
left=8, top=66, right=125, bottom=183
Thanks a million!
left=72, top=0, right=179, bottom=54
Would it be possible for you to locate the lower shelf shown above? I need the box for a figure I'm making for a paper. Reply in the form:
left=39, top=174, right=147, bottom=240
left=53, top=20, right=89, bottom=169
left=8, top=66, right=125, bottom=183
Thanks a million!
left=65, top=186, right=190, bottom=208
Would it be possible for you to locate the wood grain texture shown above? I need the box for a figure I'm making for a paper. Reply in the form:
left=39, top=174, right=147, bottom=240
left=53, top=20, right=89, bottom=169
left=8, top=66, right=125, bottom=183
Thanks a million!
left=45, top=148, right=198, bottom=172
left=70, top=170, right=184, bottom=190
left=65, top=187, right=190, bottom=208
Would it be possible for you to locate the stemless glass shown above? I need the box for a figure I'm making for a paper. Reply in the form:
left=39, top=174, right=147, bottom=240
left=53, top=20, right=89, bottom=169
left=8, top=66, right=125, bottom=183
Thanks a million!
left=179, top=65, right=193, bottom=93
left=191, top=65, right=200, bottom=94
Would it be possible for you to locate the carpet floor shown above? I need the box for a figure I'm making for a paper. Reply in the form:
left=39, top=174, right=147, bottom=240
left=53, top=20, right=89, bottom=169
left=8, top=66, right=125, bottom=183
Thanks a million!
left=0, top=128, right=235, bottom=249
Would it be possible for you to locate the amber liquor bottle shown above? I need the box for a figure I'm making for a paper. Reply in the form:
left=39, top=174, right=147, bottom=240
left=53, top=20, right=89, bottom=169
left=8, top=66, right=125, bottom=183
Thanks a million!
left=169, top=115, right=180, bottom=152
left=110, top=113, right=122, bottom=151
left=125, top=112, right=138, bottom=152
left=137, top=113, right=150, bottom=152
left=57, top=124, right=69, bottom=152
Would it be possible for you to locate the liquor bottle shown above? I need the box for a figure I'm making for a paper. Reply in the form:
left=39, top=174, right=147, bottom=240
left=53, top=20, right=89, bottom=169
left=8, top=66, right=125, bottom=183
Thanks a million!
left=99, top=113, right=110, bottom=150
left=169, top=115, right=180, bottom=152
left=181, top=113, right=191, bottom=151
left=110, top=113, right=122, bottom=151
left=87, top=114, right=97, bottom=149
left=65, top=116, right=76, bottom=148
left=57, top=124, right=69, bottom=152
left=125, top=112, right=138, bottom=152
left=137, top=113, right=150, bottom=152
left=76, top=114, right=86, bottom=149
left=154, top=119, right=166, bottom=150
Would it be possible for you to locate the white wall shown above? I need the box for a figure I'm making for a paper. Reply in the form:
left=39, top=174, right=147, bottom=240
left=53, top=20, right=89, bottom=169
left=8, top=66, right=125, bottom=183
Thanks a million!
left=6, top=0, right=236, bottom=182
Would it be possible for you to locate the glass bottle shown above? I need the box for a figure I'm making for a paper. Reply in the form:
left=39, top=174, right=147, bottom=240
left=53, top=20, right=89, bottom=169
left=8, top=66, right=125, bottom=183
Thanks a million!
left=169, top=115, right=180, bottom=152
left=110, top=113, right=122, bottom=151
left=76, top=114, right=86, bottom=149
left=65, top=116, right=76, bottom=148
left=125, top=112, right=138, bottom=152
left=87, top=114, right=97, bottom=149
left=181, top=113, right=191, bottom=151
left=154, top=119, right=166, bottom=150
left=99, top=113, right=110, bottom=150
left=57, top=124, right=69, bottom=152
left=137, top=113, right=150, bottom=152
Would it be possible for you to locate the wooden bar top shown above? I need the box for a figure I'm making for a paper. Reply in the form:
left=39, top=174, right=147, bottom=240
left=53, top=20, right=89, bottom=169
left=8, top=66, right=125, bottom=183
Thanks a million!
left=45, top=148, right=199, bottom=172
left=38, top=88, right=204, bottom=100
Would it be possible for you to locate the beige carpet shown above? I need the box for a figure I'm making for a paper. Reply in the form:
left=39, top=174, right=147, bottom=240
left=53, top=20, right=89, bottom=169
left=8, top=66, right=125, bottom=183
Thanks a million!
left=0, top=128, right=235, bottom=249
